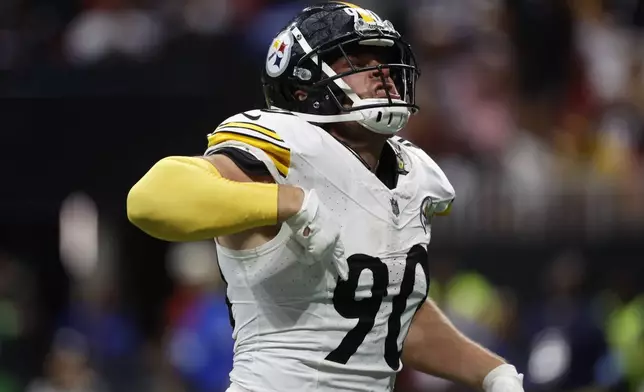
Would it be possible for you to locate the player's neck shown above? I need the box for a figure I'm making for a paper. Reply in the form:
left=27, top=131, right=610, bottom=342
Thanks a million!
left=330, top=130, right=388, bottom=173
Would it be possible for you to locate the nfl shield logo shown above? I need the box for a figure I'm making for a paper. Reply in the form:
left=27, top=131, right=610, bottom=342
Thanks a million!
left=390, top=198, right=400, bottom=216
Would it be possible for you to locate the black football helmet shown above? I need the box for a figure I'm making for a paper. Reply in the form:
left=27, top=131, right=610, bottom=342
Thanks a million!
left=261, top=2, right=420, bottom=135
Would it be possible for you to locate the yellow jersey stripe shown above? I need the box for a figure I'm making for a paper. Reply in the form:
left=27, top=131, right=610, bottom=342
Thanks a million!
left=216, top=126, right=288, bottom=150
left=216, top=122, right=283, bottom=142
left=207, top=131, right=290, bottom=177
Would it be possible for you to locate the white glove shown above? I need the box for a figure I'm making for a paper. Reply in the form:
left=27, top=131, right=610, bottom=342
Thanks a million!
left=482, top=364, right=525, bottom=392
left=285, top=188, right=349, bottom=281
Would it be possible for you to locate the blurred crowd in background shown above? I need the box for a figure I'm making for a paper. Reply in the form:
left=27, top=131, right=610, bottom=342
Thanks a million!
left=2, top=0, right=644, bottom=392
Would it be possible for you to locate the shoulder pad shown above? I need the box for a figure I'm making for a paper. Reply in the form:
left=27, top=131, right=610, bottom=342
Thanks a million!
left=205, top=110, right=294, bottom=177
left=390, top=136, right=455, bottom=213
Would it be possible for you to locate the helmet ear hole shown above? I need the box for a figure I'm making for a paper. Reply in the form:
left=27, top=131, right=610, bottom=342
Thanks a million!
left=293, top=86, right=337, bottom=115
left=294, top=90, right=308, bottom=102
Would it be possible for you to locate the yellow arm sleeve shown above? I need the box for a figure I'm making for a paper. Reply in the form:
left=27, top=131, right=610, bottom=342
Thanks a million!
left=126, top=156, right=278, bottom=241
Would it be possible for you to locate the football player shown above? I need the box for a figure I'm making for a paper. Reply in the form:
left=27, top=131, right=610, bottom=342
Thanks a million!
left=127, top=3, right=525, bottom=392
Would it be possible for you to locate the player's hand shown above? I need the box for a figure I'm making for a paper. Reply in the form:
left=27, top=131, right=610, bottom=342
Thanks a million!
left=284, top=188, right=349, bottom=281
left=482, top=364, right=525, bottom=392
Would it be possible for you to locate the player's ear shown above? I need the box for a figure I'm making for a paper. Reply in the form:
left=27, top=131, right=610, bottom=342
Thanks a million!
left=294, top=90, right=308, bottom=101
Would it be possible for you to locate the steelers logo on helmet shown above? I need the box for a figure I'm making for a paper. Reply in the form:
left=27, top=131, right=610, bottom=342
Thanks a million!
left=266, top=30, right=293, bottom=78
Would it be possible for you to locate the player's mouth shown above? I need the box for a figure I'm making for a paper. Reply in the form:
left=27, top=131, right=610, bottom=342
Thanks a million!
left=374, top=82, right=401, bottom=100
left=374, top=88, right=401, bottom=100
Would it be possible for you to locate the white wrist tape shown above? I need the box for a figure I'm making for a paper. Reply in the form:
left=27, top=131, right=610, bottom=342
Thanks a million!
left=285, top=188, right=318, bottom=237
left=483, top=364, right=523, bottom=391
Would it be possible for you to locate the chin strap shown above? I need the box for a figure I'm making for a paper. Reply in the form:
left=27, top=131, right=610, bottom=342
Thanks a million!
left=283, top=99, right=410, bottom=135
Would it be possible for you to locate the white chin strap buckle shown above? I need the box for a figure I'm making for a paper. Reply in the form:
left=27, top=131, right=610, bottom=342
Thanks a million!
left=353, top=98, right=410, bottom=135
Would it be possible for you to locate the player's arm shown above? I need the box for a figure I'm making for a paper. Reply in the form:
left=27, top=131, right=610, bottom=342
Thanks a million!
left=126, top=154, right=304, bottom=242
left=402, top=299, right=523, bottom=392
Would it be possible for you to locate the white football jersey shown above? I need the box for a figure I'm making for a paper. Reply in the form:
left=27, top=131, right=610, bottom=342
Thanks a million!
left=204, top=109, right=455, bottom=392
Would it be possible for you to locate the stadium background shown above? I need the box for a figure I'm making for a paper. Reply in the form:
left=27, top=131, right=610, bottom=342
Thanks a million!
left=2, top=0, right=644, bottom=391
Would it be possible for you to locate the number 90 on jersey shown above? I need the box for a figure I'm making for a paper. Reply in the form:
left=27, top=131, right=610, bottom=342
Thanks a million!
left=325, top=244, right=429, bottom=370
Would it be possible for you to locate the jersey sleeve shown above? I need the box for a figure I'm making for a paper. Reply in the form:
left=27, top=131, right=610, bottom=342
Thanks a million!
left=424, top=159, right=455, bottom=216
left=208, top=147, right=272, bottom=177
left=203, top=114, right=292, bottom=181
left=393, top=136, right=456, bottom=215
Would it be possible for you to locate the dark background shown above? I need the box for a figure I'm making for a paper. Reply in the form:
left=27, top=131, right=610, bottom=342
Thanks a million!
left=2, top=0, right=644, bottom=391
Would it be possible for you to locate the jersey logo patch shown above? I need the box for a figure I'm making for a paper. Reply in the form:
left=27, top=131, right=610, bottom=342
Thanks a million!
left=242, top=111, right=261, bottom=121
left=420, top=196, right=453, bottom=233
left=390, top=198, right=400, bottom=216
left=266, top=30, right=292, bottom=77
left=389, top=141, right=409, bottom=175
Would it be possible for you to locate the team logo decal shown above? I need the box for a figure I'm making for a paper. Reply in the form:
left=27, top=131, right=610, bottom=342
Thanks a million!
left=390, top=198, right=400, bottom=216
left=266, top=30, right=292, bottom=77
left=420, top=197, right=452, bottom=233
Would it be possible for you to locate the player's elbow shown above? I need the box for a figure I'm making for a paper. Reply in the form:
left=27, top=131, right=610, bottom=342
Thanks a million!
left=127, top=155, right=279, bottom=241
left=126, top=158, right=196, bottom=241
left=126, top=185, right=154, bottom=226
left=126, top=176, right=173, bottom=240
left=127, top=185, right=202, bottom=241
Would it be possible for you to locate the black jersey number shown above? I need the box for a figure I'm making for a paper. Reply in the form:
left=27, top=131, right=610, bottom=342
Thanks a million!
left=324, top=244, right=429, bottom=370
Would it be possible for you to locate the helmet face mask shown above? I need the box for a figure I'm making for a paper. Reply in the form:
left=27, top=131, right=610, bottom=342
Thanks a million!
left=262, top=2, right=420, bottom=135
left=303, top=39, right=418, bottom=109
